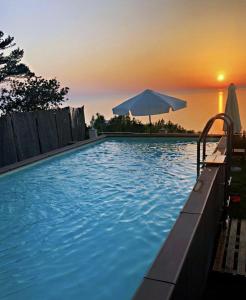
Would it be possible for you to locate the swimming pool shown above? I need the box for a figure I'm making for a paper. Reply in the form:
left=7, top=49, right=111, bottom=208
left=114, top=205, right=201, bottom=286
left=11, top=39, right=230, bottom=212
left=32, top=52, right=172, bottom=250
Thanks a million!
left=0, top=137, right=216, bottom=300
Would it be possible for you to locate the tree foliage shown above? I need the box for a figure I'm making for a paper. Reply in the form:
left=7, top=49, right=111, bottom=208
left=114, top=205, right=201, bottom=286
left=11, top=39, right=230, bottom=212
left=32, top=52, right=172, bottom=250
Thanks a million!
left=0, top=76, right=69, bottom=114
left=0, top=31, right=69, bottom=114
left=90, top=113, right=106, bottom=131
left=90, top=114, right=193, bottom=133
left=0, top=31, right=32, bottom=82
left=107, top=115, right=145, bottom=132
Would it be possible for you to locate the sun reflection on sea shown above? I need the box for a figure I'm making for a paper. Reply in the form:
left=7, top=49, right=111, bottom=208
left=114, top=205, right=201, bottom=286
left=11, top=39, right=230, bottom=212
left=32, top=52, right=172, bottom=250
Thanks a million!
left=218, top=91, right=224, bottom=113
left=216, top=90, right=224, bottom=133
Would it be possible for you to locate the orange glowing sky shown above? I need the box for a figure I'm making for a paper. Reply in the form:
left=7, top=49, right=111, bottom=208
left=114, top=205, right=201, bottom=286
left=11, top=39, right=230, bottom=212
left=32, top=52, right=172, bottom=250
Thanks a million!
left=2, top=0, right=246, bottom=99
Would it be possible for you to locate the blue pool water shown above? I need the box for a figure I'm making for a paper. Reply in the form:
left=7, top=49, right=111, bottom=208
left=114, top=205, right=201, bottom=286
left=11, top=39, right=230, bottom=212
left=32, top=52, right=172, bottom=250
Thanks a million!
left=0, top=138, right=216, bottom=300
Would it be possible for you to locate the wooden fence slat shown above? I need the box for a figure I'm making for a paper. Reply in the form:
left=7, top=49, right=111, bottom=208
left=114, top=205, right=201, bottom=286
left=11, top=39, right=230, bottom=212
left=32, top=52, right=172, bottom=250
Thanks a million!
left=0, top=115, right=18, bottom=167
left=70, top=107, right=79, bottom=141
left=80, top=106, right=86, bottom=140
left=0, top=107, right=86, bottom=167
left=55, top=108, right=72, bottom=147
left=36, top=110, right=59, bottom=153
left=238, top=220, right=246, bottom=275
left=70, top=107, right=86, bottom=141
left=213, top=226, right=229, bottom=272
left=225, top=219, right=238, bottom=273
left=11, top=112, right=41, bottom=160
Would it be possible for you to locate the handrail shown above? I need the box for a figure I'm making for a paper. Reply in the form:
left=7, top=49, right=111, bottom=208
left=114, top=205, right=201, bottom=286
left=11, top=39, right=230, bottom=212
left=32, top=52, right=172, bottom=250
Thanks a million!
left=197, top=113, right=233, bottom=178
left=202, top=113, right=233, bottom=162
left=197, top=113, right=233, bottom=212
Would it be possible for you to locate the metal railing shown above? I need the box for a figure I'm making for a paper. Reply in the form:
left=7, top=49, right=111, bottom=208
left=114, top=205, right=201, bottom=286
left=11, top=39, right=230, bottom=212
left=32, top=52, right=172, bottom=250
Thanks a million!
left=197, top=113, right=233, bottom=213
left=197, top=113, right=233, bottom=178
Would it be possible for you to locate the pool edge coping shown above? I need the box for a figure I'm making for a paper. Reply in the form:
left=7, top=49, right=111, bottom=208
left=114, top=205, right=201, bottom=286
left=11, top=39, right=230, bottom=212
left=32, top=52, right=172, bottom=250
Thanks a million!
left=103, top=132, right=222, bottom=138
left=133, top=137, right=227, bottom=299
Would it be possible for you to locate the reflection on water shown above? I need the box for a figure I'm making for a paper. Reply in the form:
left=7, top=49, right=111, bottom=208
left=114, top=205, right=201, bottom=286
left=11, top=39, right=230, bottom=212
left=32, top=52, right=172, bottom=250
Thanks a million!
left=218, top=91, right=224, bottom=113
left=71, top=87, right=246, bottom=134
left=217, top=90, right=224, bottom=132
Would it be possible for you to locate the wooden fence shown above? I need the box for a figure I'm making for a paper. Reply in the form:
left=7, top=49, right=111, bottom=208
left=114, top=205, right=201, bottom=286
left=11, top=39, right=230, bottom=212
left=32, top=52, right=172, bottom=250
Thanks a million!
left=0, top=106, right=86, bottom=168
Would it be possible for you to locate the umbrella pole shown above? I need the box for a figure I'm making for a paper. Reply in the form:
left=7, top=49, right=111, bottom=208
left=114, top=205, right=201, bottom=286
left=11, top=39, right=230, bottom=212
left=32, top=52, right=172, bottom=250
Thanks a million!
left=149, top=115, right=152, bottom=125
left=149, top=115, right=152, bottom=134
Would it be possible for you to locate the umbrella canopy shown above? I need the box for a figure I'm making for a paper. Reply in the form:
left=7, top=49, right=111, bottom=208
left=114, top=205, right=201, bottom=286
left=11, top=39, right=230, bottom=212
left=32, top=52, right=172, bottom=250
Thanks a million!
left=223, top=83, right=241, bottom=133
left=112, top=89, right=186, bottom=121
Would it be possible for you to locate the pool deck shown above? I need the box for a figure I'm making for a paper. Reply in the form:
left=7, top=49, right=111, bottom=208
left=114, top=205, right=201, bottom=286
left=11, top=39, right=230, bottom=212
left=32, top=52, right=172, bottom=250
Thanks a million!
left=203, top=140, right=246, bottom=298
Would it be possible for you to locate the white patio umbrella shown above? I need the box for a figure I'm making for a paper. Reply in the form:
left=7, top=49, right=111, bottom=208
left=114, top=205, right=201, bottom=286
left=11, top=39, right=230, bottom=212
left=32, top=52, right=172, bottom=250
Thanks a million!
left=223, top=83, right=241, bottom=133
left=112, top=89, right=186, bottom=124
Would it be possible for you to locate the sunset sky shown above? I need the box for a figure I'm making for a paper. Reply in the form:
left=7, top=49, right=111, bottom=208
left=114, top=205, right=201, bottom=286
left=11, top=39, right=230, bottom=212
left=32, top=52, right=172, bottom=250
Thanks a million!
left=1, top=0, right=246, bottom=125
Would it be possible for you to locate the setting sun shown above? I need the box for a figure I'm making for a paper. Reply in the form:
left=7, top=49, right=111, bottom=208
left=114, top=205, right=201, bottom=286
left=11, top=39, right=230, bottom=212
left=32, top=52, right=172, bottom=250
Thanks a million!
left=217, top=74, right=225, bottom=82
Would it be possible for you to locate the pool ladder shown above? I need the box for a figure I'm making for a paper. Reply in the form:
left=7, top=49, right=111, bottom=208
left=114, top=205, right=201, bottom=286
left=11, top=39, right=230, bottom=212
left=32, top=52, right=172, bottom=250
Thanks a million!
left=197, top=113, right=233, bottom=219
left=197, top=113, right=233, bottom=178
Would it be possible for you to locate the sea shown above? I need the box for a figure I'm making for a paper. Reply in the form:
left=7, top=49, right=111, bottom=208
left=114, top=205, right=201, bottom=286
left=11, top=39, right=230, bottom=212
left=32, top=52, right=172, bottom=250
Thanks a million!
left=68, top=87, right=246, bottom=134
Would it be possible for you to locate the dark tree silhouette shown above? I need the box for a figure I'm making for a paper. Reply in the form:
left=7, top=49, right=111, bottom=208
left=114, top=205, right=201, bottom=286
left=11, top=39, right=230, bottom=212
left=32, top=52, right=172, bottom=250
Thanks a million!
left=90, top=113, right=192, bottom=133
left=0, top=76, right=69, bottom=114
left=90, top=113, right=107, bottom=131
left=0, top=31, right=33, bottom=82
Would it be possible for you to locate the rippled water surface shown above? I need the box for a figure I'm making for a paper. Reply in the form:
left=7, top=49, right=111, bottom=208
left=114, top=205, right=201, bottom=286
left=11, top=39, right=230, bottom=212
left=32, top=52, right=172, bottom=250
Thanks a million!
left=0, top=138, right=216, bottom=300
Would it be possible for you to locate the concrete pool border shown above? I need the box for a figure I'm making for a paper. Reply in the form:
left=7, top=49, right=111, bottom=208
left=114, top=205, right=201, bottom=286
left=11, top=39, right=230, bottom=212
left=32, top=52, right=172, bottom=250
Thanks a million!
left=134, top=137, right=227, bottom=300
left=103, top=132, right=222, bottom=138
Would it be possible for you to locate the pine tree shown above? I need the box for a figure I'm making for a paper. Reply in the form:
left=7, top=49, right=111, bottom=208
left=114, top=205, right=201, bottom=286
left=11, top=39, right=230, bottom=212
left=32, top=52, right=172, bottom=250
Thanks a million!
left=0, top=76, right=69, bottom=114
left=0, top=31, right=33, bottom=82
left=0, top=31, right=69, bottom=114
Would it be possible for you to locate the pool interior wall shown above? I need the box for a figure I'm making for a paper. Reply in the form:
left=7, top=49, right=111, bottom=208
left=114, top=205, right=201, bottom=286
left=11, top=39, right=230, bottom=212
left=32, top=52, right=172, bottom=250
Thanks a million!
left=0, top=137, right=217, bottom=300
